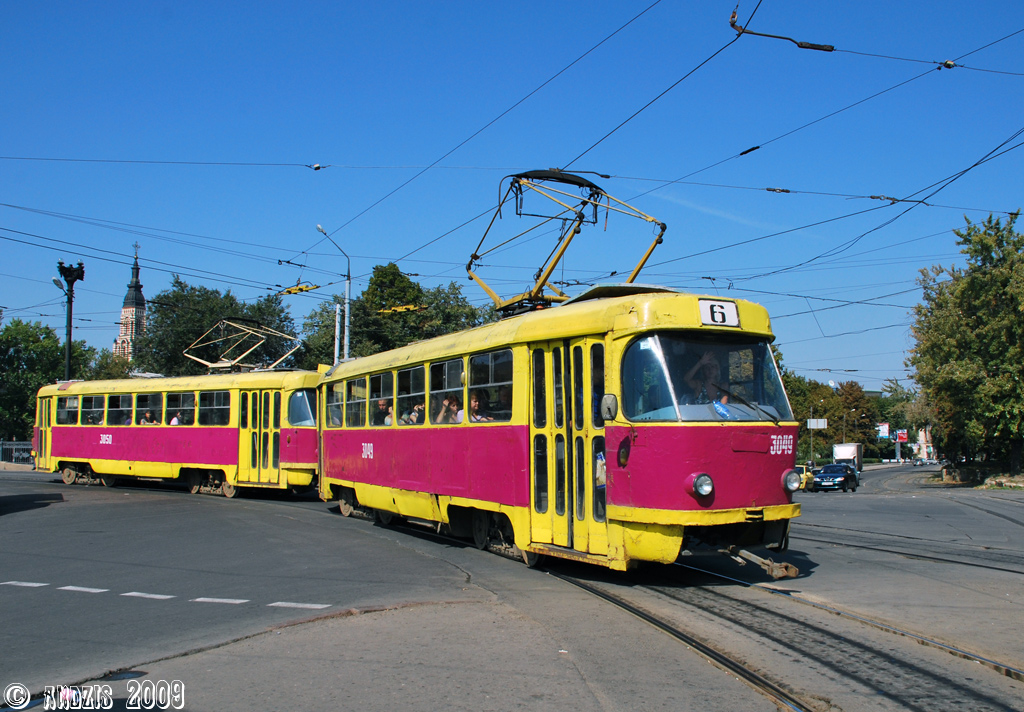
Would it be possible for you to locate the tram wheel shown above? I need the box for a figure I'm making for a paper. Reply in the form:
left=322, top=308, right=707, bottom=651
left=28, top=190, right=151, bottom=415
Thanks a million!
left=472, top=511, right=490, bottom=550
left=338, top=499, right=354, bottom=517
left=375, top=509, right=394, bottom=525
left=222, top=480, right=239, bottom=498
left=187, top=471, right=202, bottom=495
left=99, top=472, right=117, bottom=488
left=522, top=550, right=544, bottom=568
left=61, top=468, right=77, bottom=485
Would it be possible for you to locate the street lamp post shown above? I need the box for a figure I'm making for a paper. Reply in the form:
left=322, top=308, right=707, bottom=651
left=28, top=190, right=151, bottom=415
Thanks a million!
left=316, top=225, right=350, bottom=363
left=54, top=260, right=85, bottom=381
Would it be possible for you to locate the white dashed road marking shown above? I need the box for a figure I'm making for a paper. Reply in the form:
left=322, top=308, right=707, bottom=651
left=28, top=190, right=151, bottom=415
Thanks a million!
left=59, top=586, right=109, bottom=593
left=267, top=602, right=332, bottom=610
left=5, top=581, right=332, bottom=609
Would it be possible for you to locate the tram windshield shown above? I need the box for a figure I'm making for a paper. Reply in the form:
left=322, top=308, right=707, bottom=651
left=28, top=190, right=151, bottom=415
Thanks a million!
left=621, top=333, right=793, bottom=422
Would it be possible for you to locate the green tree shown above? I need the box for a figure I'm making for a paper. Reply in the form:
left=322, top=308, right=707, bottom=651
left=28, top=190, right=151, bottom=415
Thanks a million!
left=910, top=212, right=1024, bottom=474
left=85, top=348, right=133, bottom=381
left=133, top=276, right=297, bottom=376
left=0, top=319, right=91, bottom=440
left=299, top=265, right=493, bottom=364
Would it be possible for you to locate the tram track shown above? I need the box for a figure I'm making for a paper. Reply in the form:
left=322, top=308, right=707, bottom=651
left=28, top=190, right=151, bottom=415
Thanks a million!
left=551, top=565, right=1023, bottom=711
left=548, top=569, right=817, bottom=712
left=672, top=562, right=1024, bottom=685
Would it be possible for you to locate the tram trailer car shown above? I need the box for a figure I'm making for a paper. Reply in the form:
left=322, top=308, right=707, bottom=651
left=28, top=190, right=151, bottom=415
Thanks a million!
left=319, top=286, right=802, bottom=571
left=34, top=370, right=320, bottom=496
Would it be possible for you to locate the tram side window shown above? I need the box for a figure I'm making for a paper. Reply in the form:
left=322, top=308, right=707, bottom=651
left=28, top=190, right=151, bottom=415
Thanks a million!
left=346, top=378, right=367, bottom=428
left=573, top=346, right=584, bottom=431
left=469, top=349, right=513, bottom=422
left=326, top=383, right=344, bottom=427
left=81, top=396, right=104, bottom=425
left=107, top=394, right=133, bottom=426
left=532, top=349, right=546, bottom=428
left=288, top=389, right=317, bottom=427
left=430, top=358, right=464, bottom=425
left=136, top=393, right=163, bottom=425
left=56, top=396, right=79, bottom=425
left=533, top=434, right=548, bottom=513
left=591, top=344, right=605, bottom=429
left=369, top=372, right=394, bottom=427
left=593, top=436, right=606, bottom=522
left=166, top=392, right=196, bottom=425
left=199, top=391, right=231, bottom=426
left=397, top=366, right=426, bottom=426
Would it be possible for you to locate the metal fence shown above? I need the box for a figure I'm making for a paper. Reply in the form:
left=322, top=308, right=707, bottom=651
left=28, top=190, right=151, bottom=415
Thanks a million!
left=0, top=441, right=33, bottom=464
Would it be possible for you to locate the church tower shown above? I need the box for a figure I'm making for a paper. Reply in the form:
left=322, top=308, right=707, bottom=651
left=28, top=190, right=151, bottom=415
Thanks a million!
left=114, top=245, right=146, bottom=360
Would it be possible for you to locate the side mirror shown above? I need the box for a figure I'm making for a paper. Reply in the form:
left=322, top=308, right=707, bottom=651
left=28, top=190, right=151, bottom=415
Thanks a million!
left=600, top=394, right=618, bottom=421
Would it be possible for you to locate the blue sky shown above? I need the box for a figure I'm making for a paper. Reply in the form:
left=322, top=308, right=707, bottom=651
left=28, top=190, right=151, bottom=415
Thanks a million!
left=2, top=1, right=1022, bottom=391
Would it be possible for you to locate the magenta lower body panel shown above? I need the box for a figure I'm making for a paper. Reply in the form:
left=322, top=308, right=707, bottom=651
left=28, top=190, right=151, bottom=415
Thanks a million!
left=604, top=424, right=798, bottom=512
left=322, top=425, right=530, bottom=508
left=50, top=426, right=239, bottom=467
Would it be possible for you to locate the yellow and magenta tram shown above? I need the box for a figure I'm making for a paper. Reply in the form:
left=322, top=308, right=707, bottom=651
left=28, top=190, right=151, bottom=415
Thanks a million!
left=34, top=370, right=320, bottom=496
left=318, top=285, right=802, bottom=571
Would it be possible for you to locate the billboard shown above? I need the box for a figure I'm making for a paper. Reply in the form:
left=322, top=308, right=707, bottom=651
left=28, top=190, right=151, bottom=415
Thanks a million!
left=877, top=422, right=890, bottom=439
left=896, top=429, right=908, bottom=443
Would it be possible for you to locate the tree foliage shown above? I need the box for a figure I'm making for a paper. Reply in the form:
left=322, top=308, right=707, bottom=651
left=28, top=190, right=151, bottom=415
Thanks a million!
left=910, top=212, right=1024, bottom=473
left=0, top=319, right=92, bottom=440
left=85, top=348, right=133, bottom=381
left=296, top=264, right=492, bottom=368
left=133, top=276, right=297, bottom=376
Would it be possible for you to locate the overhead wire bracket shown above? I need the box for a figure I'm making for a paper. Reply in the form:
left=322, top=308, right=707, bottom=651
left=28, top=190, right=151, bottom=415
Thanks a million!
left=183, top=319, right=301, bottom=371
left=467, top=169, right=666, bottom=316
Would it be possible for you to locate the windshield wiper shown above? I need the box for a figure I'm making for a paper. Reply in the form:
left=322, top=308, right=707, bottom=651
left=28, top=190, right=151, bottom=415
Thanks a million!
left=711, top=383, right=780, bottom=425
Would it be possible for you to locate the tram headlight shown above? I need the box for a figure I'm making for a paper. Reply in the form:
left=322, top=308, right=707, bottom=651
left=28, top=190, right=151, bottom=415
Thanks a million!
left=691, top=473, right=714, bottom=497
left=782, top=469, right=801, bottom=493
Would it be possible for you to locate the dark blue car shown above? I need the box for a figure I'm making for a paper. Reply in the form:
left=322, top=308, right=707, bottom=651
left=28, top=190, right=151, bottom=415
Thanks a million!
left=810, top=463, right=858, bottom=492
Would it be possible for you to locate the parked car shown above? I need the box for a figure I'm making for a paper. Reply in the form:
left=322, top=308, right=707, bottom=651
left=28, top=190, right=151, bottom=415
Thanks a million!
left=810, top=463, right=858, bottom=492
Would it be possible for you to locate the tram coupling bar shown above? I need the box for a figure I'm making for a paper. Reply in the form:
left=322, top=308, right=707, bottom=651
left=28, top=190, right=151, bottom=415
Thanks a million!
left=720, top=546, right=799, bottom=580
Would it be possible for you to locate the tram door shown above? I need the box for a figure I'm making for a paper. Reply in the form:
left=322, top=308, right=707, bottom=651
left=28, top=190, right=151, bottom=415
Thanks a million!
left=528, top=339, right=608, bottom=556
left=238, top=389, right=281, bottom=485
left=35, top=397, right=52, bottom=471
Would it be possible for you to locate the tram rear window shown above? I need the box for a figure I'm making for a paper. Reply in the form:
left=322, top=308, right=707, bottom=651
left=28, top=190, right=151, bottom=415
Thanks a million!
left=81, top=396, right=104, bottom=426
left=326, top=383, right=344, bottom=427
left=469, top=349, right=513, bottom=422
left=56, top=396, right=79, bottom=425
left=621, top=333, right=793, bottom=423
left=107, top=394, right=132, bottom=426
left=166, top=392, right=196, bottom=425
left=199, top=391, right=231, bottom=426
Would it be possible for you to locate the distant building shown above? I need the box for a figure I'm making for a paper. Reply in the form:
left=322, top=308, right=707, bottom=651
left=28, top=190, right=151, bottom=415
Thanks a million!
left=113, top=248, right=146, bottom=361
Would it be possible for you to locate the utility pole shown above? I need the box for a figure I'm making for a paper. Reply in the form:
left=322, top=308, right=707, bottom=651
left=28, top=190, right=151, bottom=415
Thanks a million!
left=54, top=260, right=85, bottom=381
left=317, top=224, right=350, bottom=361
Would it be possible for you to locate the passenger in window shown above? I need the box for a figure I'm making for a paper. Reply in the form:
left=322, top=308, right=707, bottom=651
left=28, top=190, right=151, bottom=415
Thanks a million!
left=141, top=410, right=158, bottom=425
left=404, top=403, right=425, bottom=424
left=169, top=411, right=183, bottom=425
left=372, top=398, right=390, bottom=426
left=435, top=394, right=463, bottom=424
left=468, top=389, right=494, bottom=422
left=494, top=386, right=513, bottom=421
left=685, top=351, right=729, bottom=404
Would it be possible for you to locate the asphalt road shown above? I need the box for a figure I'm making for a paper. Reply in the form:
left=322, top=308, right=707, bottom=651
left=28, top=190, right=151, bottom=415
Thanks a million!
left=2, top=462, right=1022, bottom=710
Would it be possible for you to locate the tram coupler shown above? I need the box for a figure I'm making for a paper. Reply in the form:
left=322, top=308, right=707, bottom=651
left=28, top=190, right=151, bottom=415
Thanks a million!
left=721, top=546, right=799, bottom=580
